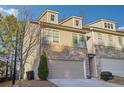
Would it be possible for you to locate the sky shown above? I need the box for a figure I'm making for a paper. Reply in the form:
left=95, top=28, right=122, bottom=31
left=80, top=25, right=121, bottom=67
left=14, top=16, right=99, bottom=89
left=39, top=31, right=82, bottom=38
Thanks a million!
left=0, top=5, right=124, bottom=28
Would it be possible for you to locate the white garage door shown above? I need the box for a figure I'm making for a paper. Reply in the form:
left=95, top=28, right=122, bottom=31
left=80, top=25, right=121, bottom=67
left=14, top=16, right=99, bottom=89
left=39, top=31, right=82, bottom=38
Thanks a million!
left=48, top=60, right=84, bottom=79
left=101, top=58, right=124, bottom=77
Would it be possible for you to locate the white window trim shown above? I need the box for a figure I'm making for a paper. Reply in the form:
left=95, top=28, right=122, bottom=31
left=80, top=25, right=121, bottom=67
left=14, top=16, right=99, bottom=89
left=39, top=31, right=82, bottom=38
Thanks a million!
left=108, top=35, right=113, bottom=46
left=50, top=14, right=55, bottom=22
left=118, top=36, right=123, bottom=46
left=52, top=30, right=60, bottom=43
left=97, top=33, right=104, bottom=45
left=46, top=28, right=60, bottom=43
left=72, top=33, right=85, bottom=47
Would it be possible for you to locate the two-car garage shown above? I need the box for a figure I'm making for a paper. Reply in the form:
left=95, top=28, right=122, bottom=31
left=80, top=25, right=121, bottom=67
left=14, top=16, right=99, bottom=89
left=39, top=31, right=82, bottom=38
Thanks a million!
left=101, top=58, right=124, bottom=77
left=48, top=60, right=85, bottom=79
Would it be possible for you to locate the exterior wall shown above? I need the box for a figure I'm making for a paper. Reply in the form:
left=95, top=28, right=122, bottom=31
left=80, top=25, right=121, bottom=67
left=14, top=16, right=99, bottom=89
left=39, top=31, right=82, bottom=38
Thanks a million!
left=42, top=44, right=87, bottom=61
left=86, top=32, right=95, bottom=53
left=61, top=17, right=82, bottom=29
left=86, top=30, right=124, bottom=78
left=47, top=12, right=58, bottom=24
left=89, top=20, right=116, bottom=31
left=61, top=18, right=74, bottom=27
left=95, top=45, right=124, bottom=78
left=23, top=23, right=89, bottom=80
left=39, top=11, right=58, bottom=24
left=43, top=28, right=85, bottom=47
left=42, top=44, right=89, bottom=78
left=39, top=13, right=47, bottom=22
left=93, top=32, right=124, bottom=49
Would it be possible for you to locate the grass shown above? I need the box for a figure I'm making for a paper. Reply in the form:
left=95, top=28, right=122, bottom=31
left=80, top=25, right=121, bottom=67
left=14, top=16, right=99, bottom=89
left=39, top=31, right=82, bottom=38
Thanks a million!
left=108, top=76, right=124, bottom=85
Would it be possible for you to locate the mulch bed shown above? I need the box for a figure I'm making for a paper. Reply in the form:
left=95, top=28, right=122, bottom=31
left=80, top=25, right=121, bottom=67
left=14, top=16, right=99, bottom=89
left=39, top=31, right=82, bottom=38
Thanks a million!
left=108, top=76, right=124, bottom=85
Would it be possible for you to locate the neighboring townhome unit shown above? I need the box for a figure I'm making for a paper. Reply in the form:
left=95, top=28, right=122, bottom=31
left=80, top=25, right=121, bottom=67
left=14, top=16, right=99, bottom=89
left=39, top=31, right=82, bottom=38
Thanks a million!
left=84, top=19, right=124, bottom=78
left=23, top=10, right=89, bottom=80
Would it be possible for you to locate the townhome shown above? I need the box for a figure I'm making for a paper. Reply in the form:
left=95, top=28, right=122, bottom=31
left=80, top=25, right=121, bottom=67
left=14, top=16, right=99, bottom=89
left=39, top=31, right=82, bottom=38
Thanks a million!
left=84, top=19, right=124, bottom=78
left=23, top=10, right=89, bottom=80
left=23, top=9, right=124, bottom=80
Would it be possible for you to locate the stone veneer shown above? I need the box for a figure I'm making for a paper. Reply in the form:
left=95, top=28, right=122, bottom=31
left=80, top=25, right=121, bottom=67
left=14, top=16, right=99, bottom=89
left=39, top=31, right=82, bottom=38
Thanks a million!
left=41, top=44, right=90, bottom=76
left=42, top=44, right=87, bottom=60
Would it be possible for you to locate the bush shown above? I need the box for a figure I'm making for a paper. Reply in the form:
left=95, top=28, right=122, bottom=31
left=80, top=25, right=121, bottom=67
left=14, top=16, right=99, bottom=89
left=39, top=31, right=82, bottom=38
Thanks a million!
left=38, top=51, right=49, bottom=80
left=101, top=71, right=113, bottom=81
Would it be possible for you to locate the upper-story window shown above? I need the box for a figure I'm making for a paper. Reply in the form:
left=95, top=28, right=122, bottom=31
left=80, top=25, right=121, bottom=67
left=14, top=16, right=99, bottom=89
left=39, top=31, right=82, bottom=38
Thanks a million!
left=118, top=36, right=123, bottom=46
left=108, top=34, right=113, bottom=46
left=72, top=33, right=85, bottom=47
left=104, top=23, right=107, bottom=28
left=51, top=14, right=55, bottom=21
left=72, top=33, right=78, bottom=45
left=97, top=33, right=103, bottom=45
left=108, top=23, right=110, bottom=28
left=44, top=29, right=59, bottom=43
left=104, top=22, right=114, bottom=29
left=53, top=31, right=59, bottom=43
left=79, top=35, right=85, bottom=47
left=111, top=24, right=113, bottom=29
left=75, top=20, right=79, bottom=26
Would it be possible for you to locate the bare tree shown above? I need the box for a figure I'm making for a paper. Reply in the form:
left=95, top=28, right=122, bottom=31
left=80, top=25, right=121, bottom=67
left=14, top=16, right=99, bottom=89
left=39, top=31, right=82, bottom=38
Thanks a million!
left=16, top=6, right=41, bottom=82
left=79, top=10, right=86, bottom=26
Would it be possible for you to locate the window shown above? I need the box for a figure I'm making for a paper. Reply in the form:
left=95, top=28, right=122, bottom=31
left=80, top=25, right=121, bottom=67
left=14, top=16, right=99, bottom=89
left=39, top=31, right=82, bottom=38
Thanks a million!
left=51, top=14, right=55, bottom=21
left=45, top=29, right=59, bottom=43
left=104, top=23, right=107, bottom=28
left=108, top=35, right=113, bottom=46
left=75, top=20, right=79, bottom=26
left=72, top=33, right=85, bottom=47
left=47, top=31, right=53, bottom=42
left=97, top=33, right=103, bottom=45
left=104, top=23, right=114, bottom=29
left=79, top=35, right=85, bottom=47
left=111, top=24, right=113, bottom=29
left=72, top=33, right=78, bottom=45
left=118, top=37, right=123, bottom=46
left=108, top=23, right=110, bottom=28
left=53, top=31, right=59, bottom=43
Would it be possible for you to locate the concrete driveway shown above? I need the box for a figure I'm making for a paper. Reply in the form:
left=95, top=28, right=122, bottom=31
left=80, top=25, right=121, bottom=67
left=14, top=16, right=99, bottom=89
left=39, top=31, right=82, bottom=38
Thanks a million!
left=49, top=79, right=124, bottom=87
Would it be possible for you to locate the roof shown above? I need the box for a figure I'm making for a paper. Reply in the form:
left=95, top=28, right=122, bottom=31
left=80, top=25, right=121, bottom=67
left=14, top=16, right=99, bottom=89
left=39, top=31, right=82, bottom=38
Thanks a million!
left=84, top=19, right=116, bottom=27
left=83, top=26, right=124, bottom=36
left=38, top=9, right=59, bottom=21
left=60, top=16, right=82, bottom=24
left=40, top=21, right=87, bottom=34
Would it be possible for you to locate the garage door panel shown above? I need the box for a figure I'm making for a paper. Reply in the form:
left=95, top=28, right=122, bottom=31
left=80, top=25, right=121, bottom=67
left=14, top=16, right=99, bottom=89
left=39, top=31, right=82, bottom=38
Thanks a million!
left=48, top=60, right=84, bottom=79
left=101, top=58, right=124, bottom=77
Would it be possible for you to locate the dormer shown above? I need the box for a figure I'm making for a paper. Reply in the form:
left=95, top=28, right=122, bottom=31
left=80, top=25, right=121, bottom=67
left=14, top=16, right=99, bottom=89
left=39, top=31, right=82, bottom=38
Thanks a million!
left=38, top=9, right=59, bottom=24
left=85, top=19, right=116, bottom=31
left=60, top=16, right=82, bottom=29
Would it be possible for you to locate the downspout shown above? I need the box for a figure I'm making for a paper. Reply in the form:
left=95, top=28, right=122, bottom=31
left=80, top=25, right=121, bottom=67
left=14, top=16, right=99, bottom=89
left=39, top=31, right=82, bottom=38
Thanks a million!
left=91, top=30, right=98, bottom=78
